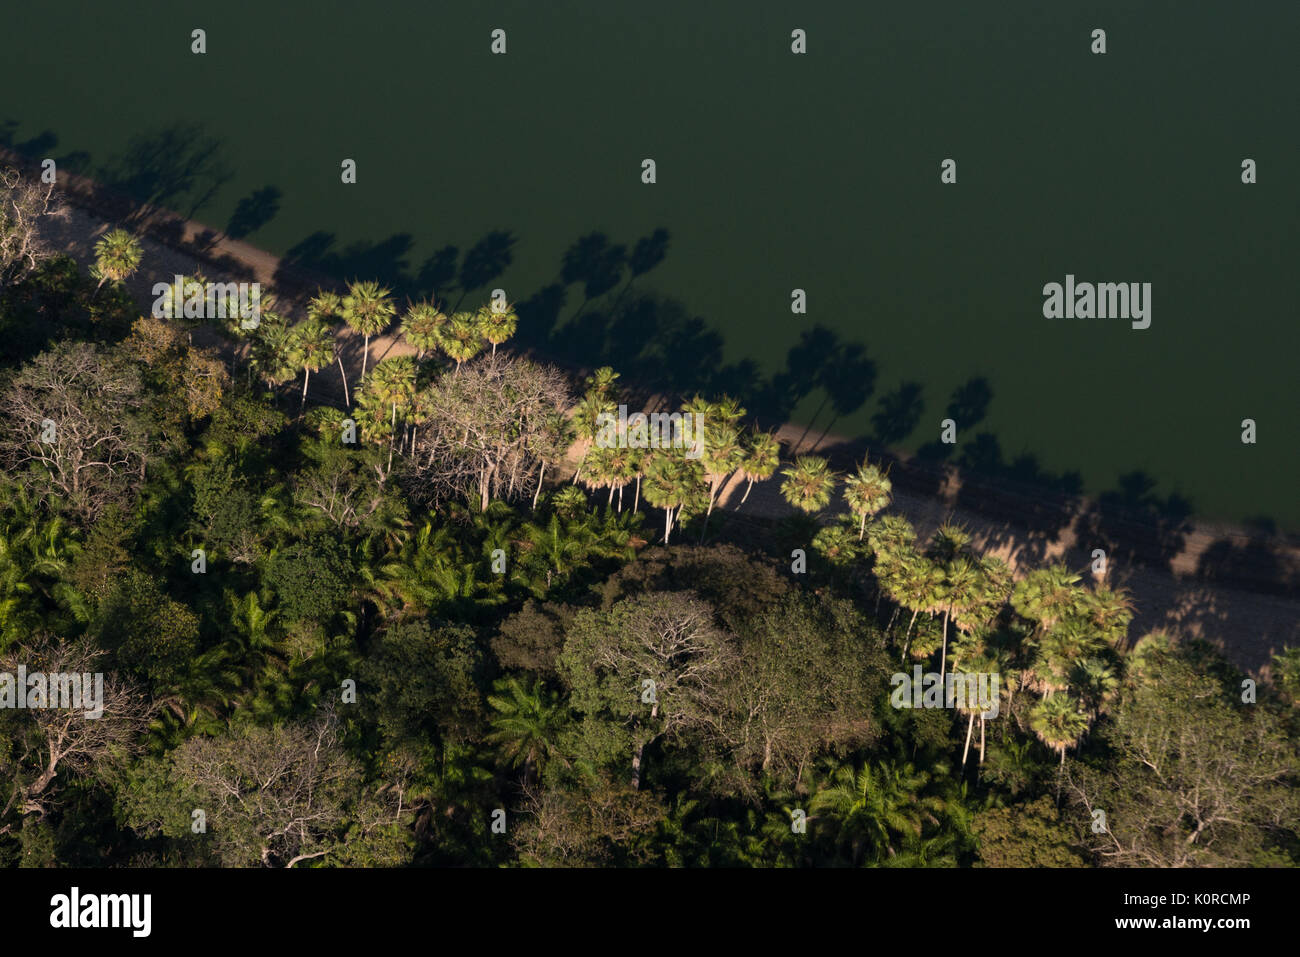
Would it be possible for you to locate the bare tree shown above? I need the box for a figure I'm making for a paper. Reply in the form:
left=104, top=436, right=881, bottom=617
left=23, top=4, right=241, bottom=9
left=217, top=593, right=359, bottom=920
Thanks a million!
left=167, top=706, right=412, bottom=867
left=411, top=353, right=572, bottom=510
left=0, top=342, right=149, bottom=520
left=0, top=166, right=60, bottom=288
left=0, top=635, right=154, bottom=831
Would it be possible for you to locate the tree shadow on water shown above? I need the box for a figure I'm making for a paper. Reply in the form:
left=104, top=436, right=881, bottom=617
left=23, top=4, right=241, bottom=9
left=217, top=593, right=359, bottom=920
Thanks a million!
left=96, top=123, right=233, bottom=222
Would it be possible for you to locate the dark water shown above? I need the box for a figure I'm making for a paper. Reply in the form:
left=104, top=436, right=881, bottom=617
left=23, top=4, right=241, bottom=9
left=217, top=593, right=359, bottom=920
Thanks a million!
left=3, top=0, right=1296, bottom=526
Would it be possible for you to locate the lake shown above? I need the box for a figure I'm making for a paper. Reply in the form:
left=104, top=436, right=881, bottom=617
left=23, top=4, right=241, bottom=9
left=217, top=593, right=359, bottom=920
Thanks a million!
left=3, top=0, right=1296, bottom=527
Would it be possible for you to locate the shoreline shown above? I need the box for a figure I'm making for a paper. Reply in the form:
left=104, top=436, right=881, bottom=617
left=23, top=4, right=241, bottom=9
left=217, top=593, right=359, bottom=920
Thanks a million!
left=9, top=150, right=1297, bottom=672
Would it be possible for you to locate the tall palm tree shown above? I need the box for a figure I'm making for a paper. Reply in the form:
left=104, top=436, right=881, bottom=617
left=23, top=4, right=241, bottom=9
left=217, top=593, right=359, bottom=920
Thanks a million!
left=641, top=451, right=704, bottom=545
left=937, top=555, right=984, bottom=676
left=250, top=318, right=298, bottom=390
left=528, top=410, right=576, bottom=511
left=341, top=280, right=396, bottom=384
left=306, top=290, right=351, bottom=404
left=440, top=311, right=485, bottom=371
left=571, top=391, right=614, bottom=485
left=1028, top=694, right=1089, bottom=768
left=843, top=459, right=892, bottom=539
left=779, top=456, right=837, bottom=515
left=479, top=303, right=518, bottom=357
left=307, top=290, right=342, bottom=322
left=288, top=319, right=335, bottom=410
left=399, top=301, right=448, bottom=359
left=365, top=356, right=417, bottom=471
left=1012, top=565, right=1086, bottom=636
left=736, top=430, right=780, bottom=506
left=92, top=228, right=143, bottom=293
left=699, top=421, right=744, bottom=529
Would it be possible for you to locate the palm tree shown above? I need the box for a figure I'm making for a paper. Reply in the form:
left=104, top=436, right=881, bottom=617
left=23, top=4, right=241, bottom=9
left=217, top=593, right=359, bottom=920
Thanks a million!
left=844, top=459, right=892, bottom=539
left=809, top=759, right=947, bottom=865
left=485, top=676, right=569, bottom=785
left=1028, top=694, right=1089, bottom=768
left=583, top=366, right=620, bottom=401
left=92, top=228, right=143, bottom=293
left=641, top=451, right=704, bottom=545
left=365, top=356, right=417, bottom=471
left=341, top=280, right=396, bottom=383
left=937, top=555, right=984, bottom=676
left=528, top=411, right=576, bottom=510
left=1012, top=565, right=1086, bottom=636
left=736, top=430, right=780, bottom=506
left=479, top=303, right=518, bottom=357
left=779, top=456, right=837, bottom=514
left=288, top=319, right=335, bottom=410
left=440, top=311, right=485, bottom=371
left=400, top=301, right=448, bottom=359
left=307, top=290, right=342, bottom=322
left=250, top=318, right=298, bottom=390
left=699, top=421, right=744, bottom=533
left=571, top=391, right=614, bottom=485
left=1071, top=657, right=1119, bottom=720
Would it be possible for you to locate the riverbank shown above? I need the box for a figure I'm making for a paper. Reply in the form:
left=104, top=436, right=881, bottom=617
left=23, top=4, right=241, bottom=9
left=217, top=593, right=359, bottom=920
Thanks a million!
left=15, top=154, right=1297, bottom=674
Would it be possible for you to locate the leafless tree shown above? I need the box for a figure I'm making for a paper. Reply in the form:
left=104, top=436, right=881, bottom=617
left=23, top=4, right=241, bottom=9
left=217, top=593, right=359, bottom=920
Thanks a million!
left=0, top=166, right=60, bottom=288
left=410, top=353, right=572, bottom=510
left=0, top=342, right=150, bottom=520
left=0, top=635, right=154, bottom=831
left=168, top=705, right=412, bottom=867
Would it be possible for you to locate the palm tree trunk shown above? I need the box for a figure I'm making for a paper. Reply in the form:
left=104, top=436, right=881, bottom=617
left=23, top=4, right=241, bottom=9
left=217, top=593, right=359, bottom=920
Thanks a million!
left=940, top=608, right=951, bottom=676
left=859, top=512, right=867, bottom=540
left=361, top=334, right=371, bottom=382
left=740, top=476, right=755, bottom=505
left=337, top=354, right=350, bottom=407
left=961, top=711, right=975, bottom=771
left=300, top=367, right=310, bottom=410
left=533, top=462, right=545, bottom=510
left=633, top=475, right=641, bottom=513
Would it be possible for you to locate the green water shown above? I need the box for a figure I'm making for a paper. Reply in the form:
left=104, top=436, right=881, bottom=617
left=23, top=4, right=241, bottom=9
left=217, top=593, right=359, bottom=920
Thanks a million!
left=3, top=0, right=1296, bottom=527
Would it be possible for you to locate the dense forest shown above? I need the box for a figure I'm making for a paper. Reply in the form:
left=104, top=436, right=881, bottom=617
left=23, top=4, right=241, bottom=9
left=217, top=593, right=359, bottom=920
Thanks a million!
left=1, top=172, right=1297, bottom=868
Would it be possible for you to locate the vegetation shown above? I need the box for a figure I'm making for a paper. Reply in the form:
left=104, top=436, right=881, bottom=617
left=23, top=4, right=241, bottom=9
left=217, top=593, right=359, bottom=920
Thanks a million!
left=0, top=181, right=1295, bottom=867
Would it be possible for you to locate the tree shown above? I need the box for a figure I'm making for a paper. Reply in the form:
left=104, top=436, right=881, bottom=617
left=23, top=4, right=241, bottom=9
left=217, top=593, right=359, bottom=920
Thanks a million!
left=0, top=342, right=149, bottom=521
left=341, top=280, right=396, bottom=383
left=737, top=430, right=780, bottom=506
left=0, top=166, right=58, bottom=287
left=0, top=635, right=154, bottom=834
left=1064, top=648, right=1299, bottom=866
left=288, top=318, right=335, bottom=410
left=558, top=592, right=738, bottom=789
left=779, top=455, right=837, bottom=514
left=478, top=303, right=518, bottom=357
left=440, top=311, right=486, bottom=371
left=399, top=301, right=447, bottom=360
left=131, top=707, right=412, bottom=867
left=413, top=353, right=571, bottom=511
left=1028, top=694, right=1088, bottom=768
left=91, top=228, right=143, bottom=293
left=844, top=459, right=892, bottom=539
left=485, top=676, right=569, bottom=785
